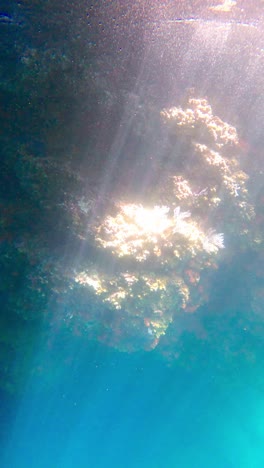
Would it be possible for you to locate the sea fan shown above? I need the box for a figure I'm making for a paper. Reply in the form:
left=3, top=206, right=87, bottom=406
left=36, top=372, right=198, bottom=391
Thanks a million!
left=203, top=229, right=225, bottom=252
left=173, top=206, right=191, bottom=233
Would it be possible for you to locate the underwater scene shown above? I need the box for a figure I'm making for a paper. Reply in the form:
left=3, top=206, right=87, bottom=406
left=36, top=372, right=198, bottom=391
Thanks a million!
left=1, top=0, right=264, bottom=467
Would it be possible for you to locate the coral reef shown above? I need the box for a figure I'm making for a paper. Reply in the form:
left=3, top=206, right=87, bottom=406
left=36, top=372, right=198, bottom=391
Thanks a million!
left=72, top=95, right=255, bottom=351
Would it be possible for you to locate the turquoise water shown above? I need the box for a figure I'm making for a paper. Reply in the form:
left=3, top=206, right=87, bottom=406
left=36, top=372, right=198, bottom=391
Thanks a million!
left=2, top=347, right=264, bottom=468
left=2, top=255, right=264, bottom=466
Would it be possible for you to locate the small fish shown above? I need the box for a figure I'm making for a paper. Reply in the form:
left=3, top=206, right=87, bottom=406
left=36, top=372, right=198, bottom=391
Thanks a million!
left=194, top=187, right=208, bottom=197
left=0, top=13, right=14, bottom=24
left=0, top=12, right=22, bottom=27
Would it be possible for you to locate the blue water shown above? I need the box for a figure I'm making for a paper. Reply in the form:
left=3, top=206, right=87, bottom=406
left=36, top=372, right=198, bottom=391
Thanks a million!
left=1, top=336, right=264, bottom=468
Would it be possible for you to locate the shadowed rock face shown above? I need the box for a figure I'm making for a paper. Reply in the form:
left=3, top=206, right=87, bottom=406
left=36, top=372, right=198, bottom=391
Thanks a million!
left=0, top=0, right=264, bottom=392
